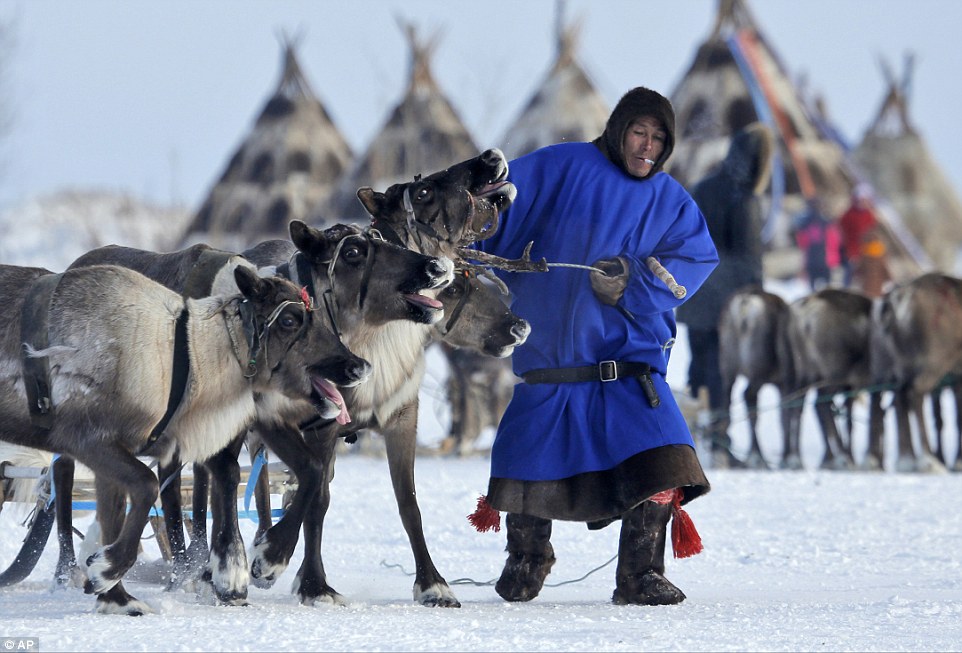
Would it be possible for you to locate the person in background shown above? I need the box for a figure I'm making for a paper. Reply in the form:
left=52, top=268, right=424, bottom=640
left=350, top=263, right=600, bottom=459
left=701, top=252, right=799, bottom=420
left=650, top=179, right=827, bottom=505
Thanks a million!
left=838, top=184, right=890, bottom=297
left=472, top=87, right=718, bottom=606
left=794, top=196, right=841, bottom=292
left=675, top=122, right=774, bottom=469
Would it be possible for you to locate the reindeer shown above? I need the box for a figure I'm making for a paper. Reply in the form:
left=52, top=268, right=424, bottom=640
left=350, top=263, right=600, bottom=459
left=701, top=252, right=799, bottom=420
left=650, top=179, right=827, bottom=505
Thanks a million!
left=786, top=288, right=883, bottom=471
left=717, top=285, right=796, bottom=469
left=0, top=263, right=369, bottom=614
left=870, top=272, right=962, bottom=473
left=48, top=222, right=454, bottom=604
left=245, top=149, right=519, bottom=607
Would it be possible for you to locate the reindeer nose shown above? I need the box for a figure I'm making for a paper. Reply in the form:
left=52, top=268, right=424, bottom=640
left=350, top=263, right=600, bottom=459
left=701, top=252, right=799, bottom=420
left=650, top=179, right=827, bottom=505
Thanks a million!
left=350, top=357, right=373, bottom=385
left=511, top=319, right=531, bottom=343
left=427, top=256, right=455, bottom=285
left=481, top=148, right=507, bottom=180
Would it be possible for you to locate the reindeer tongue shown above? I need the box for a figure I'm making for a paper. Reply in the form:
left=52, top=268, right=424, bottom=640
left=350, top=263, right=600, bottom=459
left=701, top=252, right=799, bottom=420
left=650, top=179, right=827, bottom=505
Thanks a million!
left=404, top=292, right=443, bottom=309
left=312, top=377, right=351, bottom=425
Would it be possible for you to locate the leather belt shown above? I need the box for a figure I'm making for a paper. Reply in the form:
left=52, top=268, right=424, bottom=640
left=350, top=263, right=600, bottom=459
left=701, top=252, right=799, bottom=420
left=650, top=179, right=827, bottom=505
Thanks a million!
left=522, top=361, right=661, bottom=407
left=522, top=360, right=651, bottom=384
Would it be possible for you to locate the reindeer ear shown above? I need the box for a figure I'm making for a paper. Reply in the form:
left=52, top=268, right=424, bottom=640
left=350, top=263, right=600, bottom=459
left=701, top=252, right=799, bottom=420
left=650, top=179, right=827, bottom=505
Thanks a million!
left=234, top=265, right=263, bottom=299
left=356, top=188, right=383, bottom=217
left=289, top=220, right=306, bottom=238
left=290, top=220, right=330, bottom=261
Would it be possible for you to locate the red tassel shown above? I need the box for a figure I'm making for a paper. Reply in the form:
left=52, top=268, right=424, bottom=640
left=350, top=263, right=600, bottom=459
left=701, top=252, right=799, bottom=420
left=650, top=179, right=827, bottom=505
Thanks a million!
left=467, top=494, right=501, bottom=533
left=650, top=488, right=703, bottom=559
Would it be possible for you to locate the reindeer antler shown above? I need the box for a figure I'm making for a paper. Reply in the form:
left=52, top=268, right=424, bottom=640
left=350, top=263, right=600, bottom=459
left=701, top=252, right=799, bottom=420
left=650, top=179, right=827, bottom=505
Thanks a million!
left=461, top=208, right=501, bottom=247
left=457, top=241, right=548, bottom=273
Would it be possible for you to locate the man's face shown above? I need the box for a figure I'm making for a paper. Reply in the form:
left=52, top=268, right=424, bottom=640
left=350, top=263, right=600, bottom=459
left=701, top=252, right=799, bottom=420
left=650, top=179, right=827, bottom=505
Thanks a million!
left=621, top=116, right=667, bottom=178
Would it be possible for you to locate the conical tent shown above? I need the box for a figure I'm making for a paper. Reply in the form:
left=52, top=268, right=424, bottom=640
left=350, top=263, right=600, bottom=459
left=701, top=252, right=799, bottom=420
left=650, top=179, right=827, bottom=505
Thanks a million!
left=181, top=36, right=353, bottom=250
left=498, top=16, right=609, bottom=160
left=668, top=0, right=878, bottom=274
left=853, top=55, right=962, bottom=274
left=322, top=20, right=479, bottom=225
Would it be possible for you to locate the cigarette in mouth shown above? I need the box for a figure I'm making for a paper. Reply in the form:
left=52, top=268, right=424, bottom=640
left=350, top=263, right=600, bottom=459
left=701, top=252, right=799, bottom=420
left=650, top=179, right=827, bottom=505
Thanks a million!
left=643, top=159, right=656, bottom=165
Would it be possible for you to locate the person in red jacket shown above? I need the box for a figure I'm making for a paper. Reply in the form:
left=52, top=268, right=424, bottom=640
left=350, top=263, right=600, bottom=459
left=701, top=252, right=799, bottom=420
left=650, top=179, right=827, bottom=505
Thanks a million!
left=838, top=184, right=879, bottom=287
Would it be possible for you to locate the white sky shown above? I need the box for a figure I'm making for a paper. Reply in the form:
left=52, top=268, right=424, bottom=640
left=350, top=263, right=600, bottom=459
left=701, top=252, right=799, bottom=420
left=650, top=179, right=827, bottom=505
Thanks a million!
left=1, top=0, right=961, bottom=213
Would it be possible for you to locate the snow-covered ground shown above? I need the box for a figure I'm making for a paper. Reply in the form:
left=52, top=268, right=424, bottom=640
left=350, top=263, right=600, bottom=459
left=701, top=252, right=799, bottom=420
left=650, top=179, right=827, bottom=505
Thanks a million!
left=2, top=292, right=961, bottom=652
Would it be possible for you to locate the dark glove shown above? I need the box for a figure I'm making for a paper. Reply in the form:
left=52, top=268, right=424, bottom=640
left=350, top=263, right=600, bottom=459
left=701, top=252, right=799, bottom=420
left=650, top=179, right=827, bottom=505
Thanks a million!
left=589, top=256, right=629, bottom=306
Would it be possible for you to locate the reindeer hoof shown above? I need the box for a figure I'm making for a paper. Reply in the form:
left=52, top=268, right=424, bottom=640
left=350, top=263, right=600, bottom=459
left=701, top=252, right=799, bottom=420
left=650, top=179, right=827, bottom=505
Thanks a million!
left=84, top=550, right=123, bottom=595
left=915, top=455, right=948, bottom=474
left=415, top=582, right=461, bottom=608
left=743, top=451, right=770, bottom=470
left=780, top=454, right=804, bottom=471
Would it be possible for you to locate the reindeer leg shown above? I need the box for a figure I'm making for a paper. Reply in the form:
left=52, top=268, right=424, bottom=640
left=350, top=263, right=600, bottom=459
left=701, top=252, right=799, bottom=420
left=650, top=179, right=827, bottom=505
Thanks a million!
left=909, top=388, right=946, bottom=473
left=201, top=432, right=249, bottom=605
left=815, top=388, right=853, bottom=470
left=779, top=385, right=804, bottom=470
left=183, top=462, right=211, bottom=580
left=290, top=426, right=343, bottom=605
left=742, top=382, right=768, bottom=469
left=91, top=480, right=148, bottom=615
left=893, top=387, right=917, bottom=472
left=83, top=448, right=157, bottom=615
left=252, top=447, right=273, bottom=539
left=156, top=456, right=192, bottom=590
left=383, top=405, right=460, bottom=608
left=862, top=390, right=886, bottom=471
left=952, top=381, right=962, bottom=472
left=249, top=425, right=336, bottom=589
left=930, top=387, right=947, bottom=466
left=843, top=394, right=856, bottom=460
left=52, top=455, right=84, bottom=588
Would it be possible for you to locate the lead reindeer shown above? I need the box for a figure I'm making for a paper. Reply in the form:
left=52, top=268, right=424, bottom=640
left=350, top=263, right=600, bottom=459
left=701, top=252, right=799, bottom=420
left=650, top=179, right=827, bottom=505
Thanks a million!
left=0, top=263, right=369, bottom=614
left=717, top=285, right=796, bottom=469
left=51, top=222, right=454, bottom=604
left=245, top=149, right=520, bottom=607
left=870, top=272, right=962, bottom=473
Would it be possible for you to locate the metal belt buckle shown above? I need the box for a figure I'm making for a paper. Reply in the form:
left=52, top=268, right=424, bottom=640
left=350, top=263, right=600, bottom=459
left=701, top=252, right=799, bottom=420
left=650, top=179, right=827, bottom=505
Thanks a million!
left=599, top=360, right=618, bottom=382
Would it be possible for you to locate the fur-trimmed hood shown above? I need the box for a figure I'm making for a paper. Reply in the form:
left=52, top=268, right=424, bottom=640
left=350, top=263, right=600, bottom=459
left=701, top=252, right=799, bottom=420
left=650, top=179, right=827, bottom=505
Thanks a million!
left=720, top=122, right=774, bottom=196
left=592, top=86, right=675, bottom=179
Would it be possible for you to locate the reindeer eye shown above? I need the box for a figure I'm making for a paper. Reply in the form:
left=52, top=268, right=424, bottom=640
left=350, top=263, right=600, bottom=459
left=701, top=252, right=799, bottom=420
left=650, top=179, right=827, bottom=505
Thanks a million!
left=341, top=244, right=364, bottom=261
left=441, top=283, right=463, bottom=299
left=415, top=187, right=431, bottom=203
left=279, top=310, right=302, bottom=330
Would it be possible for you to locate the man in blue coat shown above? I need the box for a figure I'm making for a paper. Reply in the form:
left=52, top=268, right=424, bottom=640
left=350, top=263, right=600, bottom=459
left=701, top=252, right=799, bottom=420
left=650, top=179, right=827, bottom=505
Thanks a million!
left=476, top=87, right=718, bottom=605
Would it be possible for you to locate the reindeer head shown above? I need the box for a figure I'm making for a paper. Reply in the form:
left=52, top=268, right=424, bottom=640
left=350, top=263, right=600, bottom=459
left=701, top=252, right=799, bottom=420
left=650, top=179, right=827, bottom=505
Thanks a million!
left=356, top=148, right=517, bottom=260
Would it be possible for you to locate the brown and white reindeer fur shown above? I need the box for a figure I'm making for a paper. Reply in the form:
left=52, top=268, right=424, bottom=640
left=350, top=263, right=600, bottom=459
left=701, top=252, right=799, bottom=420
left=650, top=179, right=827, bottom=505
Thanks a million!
left=244, top=149, right=519, bottom=607
left=870, top=272, right=962, bottom=473
left=717, top=285, right=796, bottom=469
left=0, top=263, right=368, bottom=614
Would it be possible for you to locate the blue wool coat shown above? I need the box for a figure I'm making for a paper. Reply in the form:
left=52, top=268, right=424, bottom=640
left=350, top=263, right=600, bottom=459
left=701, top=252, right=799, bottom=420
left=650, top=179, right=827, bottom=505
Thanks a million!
left=477, top=142, right=718, bottom=481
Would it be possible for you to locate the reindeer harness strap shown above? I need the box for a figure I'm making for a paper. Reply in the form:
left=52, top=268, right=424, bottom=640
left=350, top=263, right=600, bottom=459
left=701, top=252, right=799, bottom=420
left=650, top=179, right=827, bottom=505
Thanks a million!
left=20, top=273, right=63, bottom=430
left=437, top=269, right=475, bottom=336
left=140, top=309, right=191, bottom=453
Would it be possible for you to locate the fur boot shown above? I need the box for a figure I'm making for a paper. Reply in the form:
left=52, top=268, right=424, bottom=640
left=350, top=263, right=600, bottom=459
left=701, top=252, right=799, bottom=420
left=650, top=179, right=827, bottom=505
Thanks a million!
left=612, top=500, right=686, bottom=605
left=495, top=513, right=555, bottom=602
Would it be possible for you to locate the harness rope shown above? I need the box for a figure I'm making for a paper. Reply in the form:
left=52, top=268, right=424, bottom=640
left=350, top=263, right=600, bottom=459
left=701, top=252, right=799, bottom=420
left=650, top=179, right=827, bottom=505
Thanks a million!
left=379, top=555, right=618, bottom=588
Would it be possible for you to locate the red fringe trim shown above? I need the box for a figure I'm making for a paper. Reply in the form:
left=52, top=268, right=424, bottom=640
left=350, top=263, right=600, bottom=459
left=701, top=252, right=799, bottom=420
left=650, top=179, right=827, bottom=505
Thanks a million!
left=649, top=488, right=704, bottom=559
left=467, top=494, right=501, bottom=533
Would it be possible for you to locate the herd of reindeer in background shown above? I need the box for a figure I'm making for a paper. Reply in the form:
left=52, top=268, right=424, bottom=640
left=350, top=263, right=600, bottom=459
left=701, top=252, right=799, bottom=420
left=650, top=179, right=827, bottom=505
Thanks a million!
left=717, top=274, right=962, bottom=474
